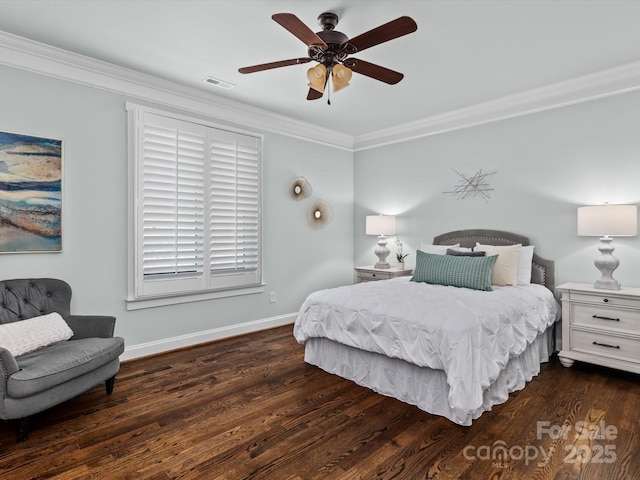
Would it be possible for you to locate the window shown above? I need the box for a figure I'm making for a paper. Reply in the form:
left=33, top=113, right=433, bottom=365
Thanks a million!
left=127, top=104, right=262, bottom=307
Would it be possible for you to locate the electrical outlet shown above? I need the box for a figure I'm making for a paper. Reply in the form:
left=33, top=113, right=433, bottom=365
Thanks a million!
left=270, top=292, right=277, bottom=303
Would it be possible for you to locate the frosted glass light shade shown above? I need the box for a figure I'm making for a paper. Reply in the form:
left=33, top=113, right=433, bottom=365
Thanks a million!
left=332, top=64, right=352, bottom=93
left=366, top=215, right=396, bottom=236
left=577, top=205, right=638, bottom=237
left=307, top=64, right=327, bottom=93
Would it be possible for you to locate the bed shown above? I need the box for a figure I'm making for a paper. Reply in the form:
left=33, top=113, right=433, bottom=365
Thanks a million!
left=293, top=229, right=560, bottom=426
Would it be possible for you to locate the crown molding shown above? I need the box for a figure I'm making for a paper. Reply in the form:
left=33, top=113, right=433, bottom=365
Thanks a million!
left=0, top=30, right=354, bottom=151
left=353, top=59, right=640, bottom=151
left=2, top=30, right=640, bottom=154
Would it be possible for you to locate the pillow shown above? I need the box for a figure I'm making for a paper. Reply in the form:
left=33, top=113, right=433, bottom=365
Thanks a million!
left=446, top=248, right=486, bottom=257
left=517, top=245, right=535, bottom=285
left=412, top=250, right=497, bottom=291
left=0, top=312, right=73, bottom=357
left=474, top=243, right=522, bottom=286
left=419, top=243, right=460, bottom=255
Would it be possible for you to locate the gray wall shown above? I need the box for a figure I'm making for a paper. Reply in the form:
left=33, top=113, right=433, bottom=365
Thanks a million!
left=3, top=58, right=640, bottom=358
left=355, top=90, right=640, bottom=288
left=0, top=64, right=354, bottom=352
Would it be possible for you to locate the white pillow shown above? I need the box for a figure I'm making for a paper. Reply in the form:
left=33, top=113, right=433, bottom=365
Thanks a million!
left=419, top=243, right=460, bottom=255
left=517, top=245, right=535, bottom=285
left=0, top=312, right=73, bottom=357
left=475, top=243, right=522, bottom=286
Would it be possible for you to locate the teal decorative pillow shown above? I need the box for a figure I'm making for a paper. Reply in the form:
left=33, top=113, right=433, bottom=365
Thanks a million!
left=412, top=250, right=497, bottom=291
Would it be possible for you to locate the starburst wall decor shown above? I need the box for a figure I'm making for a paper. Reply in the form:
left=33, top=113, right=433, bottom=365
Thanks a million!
left=443, top=169, right=497, bottom=202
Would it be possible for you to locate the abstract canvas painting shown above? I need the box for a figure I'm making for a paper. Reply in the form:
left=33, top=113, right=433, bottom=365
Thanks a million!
left=0, top=131, right=62, bottom=252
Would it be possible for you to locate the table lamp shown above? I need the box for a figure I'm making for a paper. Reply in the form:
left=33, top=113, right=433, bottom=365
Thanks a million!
left=577, top=204, right=638, bottom=290
left=366, top=214, right=396, bottom=269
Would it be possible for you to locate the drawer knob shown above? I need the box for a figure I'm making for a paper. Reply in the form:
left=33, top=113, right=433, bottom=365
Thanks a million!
left=603, top=298, right=609, bottom=303
left=592, top=341, right=620, bottom=349
left=592, top=314, right=620, bottom=322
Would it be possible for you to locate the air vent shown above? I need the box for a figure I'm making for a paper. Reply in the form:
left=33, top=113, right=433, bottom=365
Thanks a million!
left=203, top=77, right=236, bottom=89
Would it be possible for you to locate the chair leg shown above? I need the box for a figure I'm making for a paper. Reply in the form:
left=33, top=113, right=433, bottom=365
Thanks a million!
left=16, top=417, right=29, bottom=443
left=105, top=375, right=116, bottom=394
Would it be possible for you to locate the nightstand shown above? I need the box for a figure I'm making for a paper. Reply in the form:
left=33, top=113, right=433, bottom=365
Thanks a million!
left=557, top=282, right=640, bottom=374
left=354, top=266, right=412, bottom=283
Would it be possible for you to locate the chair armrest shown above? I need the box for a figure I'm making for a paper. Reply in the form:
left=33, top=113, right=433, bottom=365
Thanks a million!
left=0, top=347, right=19, bottom=395
left=65, top=315, right=116, bottom=339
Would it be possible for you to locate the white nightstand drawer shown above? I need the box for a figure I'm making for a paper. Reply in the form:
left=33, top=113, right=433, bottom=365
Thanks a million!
left=354, top=266, right=412, bottom=283
left=570, top=292, right=640, bottom=309
left=570, top=329, right=640, bottom=363
left=358, top=270, right=388, bottom=281
left=558, top=283, right=640, bottom=373
left=571, top=303, right=640, bottom=334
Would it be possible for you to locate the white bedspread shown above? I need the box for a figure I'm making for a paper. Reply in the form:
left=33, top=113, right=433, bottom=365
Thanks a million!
left=294, top=278, right=560, bottom=422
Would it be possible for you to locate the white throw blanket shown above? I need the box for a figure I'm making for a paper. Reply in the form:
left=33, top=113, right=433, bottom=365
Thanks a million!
left=294, top=278, right=560, bottom=422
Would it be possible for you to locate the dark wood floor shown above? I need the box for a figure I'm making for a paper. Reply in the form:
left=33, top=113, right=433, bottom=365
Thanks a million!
left=1, top=325, right=639, bottom=479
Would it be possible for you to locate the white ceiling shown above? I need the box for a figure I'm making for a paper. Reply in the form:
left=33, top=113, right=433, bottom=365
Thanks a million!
left=1, top=0, right=640, bottom=137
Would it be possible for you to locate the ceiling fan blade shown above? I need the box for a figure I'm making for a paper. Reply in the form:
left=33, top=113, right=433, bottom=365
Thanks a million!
left=343, top=16, right=417, bottom=53
left=272, top=13, right=328, bottom=49
left=238, top=57, right=312, bottom=74
left=307, top=88, right=324, bottom=100
left=345, top=58, right=404, bottom=85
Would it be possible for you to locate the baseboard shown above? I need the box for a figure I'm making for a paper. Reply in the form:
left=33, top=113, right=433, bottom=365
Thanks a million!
left=120, top=312, right=297, bottom=361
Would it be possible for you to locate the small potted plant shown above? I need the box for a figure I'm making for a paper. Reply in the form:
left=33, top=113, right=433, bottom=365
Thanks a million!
left=394, top=237, right=409, bottom=269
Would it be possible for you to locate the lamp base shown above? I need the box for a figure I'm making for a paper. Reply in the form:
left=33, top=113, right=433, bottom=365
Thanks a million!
left=593, top=236, right=621, bottom=290
left=594, top=278, right=621, bottom=290
left=374, top=235, right=391, bottom=269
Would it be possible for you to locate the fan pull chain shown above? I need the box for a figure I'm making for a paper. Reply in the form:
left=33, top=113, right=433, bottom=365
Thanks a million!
left=327, top=80, right=331, bottom=106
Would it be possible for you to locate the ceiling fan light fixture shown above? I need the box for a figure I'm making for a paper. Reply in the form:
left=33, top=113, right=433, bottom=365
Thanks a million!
left=307, top=63, right=327, bottom=93
left=332, top=64, right=352, bottom=92
left=239, top=12, right=417, bottom=100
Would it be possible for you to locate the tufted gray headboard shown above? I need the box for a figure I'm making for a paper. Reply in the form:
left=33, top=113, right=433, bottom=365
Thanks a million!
left=432, top=229, right=555, bottom=293
left=0, top=278, right=72, bottom=324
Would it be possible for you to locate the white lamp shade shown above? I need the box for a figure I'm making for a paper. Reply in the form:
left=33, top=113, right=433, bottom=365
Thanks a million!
left=366, top=215, right=396, bottom=236
left=577, top=204, right=638, bottom=237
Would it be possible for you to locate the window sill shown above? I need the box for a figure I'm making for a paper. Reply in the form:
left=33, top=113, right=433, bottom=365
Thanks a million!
left=126, top=284, right=265, bottom=310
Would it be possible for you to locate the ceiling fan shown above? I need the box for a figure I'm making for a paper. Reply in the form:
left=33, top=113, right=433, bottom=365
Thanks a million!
left=238, top=12, right=417, bottom=101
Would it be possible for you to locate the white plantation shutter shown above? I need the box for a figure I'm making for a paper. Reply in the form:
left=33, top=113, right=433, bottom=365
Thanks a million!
left=129, top=106, right=262, bottom=300
left=209, top=130, right=261, bottom=288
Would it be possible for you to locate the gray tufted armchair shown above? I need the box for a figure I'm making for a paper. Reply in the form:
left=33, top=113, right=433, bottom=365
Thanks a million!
left=0, top=278, right=124, bottom=442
